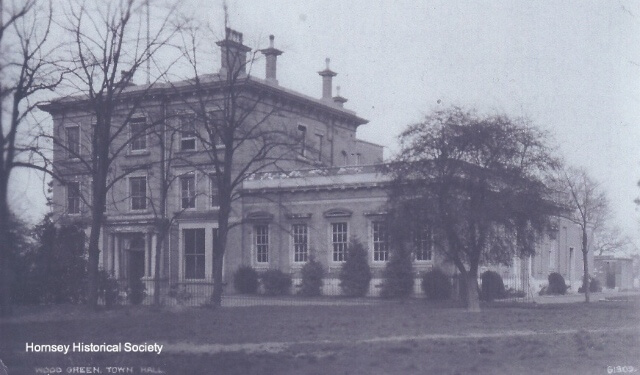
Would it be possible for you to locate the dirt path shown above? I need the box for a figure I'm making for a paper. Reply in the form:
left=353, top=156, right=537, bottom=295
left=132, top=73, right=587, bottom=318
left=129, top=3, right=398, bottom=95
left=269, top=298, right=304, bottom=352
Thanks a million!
left=161, top=325, right=640, bottom=355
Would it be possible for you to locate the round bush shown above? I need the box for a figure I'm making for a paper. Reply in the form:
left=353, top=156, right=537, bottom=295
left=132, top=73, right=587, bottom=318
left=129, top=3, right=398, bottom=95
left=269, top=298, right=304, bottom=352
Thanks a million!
left=421, top=268, right=451, bottom=300
left=547, top=272, right=567, bottom=295
left=339, top=239, right=372, bottom=297
left=480, top=271, right=505, bottom=301
left=261, top=269, right=292, bottom=296
left=299, top=257, right=324, bottom=297
left=233, top=266, right=259, bottom=294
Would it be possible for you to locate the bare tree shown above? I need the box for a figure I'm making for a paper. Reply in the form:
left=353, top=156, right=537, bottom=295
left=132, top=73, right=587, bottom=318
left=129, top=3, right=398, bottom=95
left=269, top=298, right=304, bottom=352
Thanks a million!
left=0, top=0, right=61, bottom=316
left=594, top=225, right=636, bottom=257
left=41, top=0, right=180, bottom=308
left=561, top=167, right=609, bottom=302
left=174, top=21, right=300, bottom=307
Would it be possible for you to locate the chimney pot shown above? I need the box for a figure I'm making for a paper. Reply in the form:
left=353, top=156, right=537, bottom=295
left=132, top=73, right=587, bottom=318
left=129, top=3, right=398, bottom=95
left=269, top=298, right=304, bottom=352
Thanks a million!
left=216, top=28, right=252, bottom=77
left=333, top=85, right=348, bottom=107
left=318, top=57, right=337, bottom=100
left=260, top=34, right=283, bottom=85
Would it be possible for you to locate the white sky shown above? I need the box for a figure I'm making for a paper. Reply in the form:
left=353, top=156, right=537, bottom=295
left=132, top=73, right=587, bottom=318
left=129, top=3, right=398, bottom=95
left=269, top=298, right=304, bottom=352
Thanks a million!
left=10, top=0, right=640, bottom=248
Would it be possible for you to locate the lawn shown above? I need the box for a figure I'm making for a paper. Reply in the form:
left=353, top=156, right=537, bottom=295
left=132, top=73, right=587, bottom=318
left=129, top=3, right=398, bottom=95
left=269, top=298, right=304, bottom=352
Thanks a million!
left=1, top=299, right=639, bottom=374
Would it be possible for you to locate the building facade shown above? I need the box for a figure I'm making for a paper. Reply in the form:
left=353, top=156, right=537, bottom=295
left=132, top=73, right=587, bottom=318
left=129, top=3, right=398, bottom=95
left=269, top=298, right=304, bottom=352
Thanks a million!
left=43, top=29, right=587, bottom=302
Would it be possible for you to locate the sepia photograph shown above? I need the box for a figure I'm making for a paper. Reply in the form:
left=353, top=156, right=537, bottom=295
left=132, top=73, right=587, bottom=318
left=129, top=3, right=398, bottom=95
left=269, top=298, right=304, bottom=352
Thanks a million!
left=1, top=1, right=639, bottom=374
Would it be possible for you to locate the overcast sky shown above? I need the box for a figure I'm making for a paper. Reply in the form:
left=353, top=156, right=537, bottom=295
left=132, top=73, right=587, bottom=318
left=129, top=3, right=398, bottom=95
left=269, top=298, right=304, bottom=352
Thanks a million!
left=10, top=1, right=640, bottom=248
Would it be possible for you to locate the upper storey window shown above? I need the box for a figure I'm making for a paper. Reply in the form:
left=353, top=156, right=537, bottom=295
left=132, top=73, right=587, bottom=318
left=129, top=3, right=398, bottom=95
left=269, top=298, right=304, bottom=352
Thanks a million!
left=180, top=115, right=197, bottom=151
left=129, top=117, right=147, bottom=152
left=66, top=126, right=80, bottom=158
left=297, top=124, right=307, bottom=157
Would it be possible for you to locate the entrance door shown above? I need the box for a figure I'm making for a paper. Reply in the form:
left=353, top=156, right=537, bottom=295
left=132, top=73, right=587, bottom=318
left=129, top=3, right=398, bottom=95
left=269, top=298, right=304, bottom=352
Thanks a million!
left=127, top=234, right=146, bottom=286
left=606, top=262, right=616, bottom=289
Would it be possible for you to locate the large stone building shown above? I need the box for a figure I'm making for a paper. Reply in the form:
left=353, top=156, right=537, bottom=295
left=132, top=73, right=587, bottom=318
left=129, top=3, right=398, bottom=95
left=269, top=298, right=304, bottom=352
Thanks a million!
left=42, top=29, right=588, bottom=302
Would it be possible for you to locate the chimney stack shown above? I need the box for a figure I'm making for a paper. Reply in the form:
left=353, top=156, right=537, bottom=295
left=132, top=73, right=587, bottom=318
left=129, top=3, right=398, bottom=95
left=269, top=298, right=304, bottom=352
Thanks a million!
left=260, top=35, right=283, bottom=85
left=216, top=28, right=252, bottom=77
left=333, top=86, right=347, bottom=107
left=318, top=58, right=337, bottom=100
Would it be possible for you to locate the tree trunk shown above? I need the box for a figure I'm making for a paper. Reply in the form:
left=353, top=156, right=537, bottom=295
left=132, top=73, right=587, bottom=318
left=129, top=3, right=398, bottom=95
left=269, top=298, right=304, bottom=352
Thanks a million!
left=582, top=227, right=590, bottom=303
left=465, top=270, right=481, bottom=312
left=0, top=195, right=12, bottom=317
left=86, top=212, right=102, bottom=308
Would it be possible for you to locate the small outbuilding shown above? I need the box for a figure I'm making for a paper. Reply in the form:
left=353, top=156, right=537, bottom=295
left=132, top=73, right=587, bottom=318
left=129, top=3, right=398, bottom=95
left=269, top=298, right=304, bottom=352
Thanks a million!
left=593, top=255, right=634, bottom=291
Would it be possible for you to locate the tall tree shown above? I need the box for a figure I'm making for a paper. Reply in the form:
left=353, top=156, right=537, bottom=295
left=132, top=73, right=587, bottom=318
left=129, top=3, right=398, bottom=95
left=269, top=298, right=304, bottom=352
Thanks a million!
left=561, top=167, right=608, bottom=303
left=44, top=0, right=179, bottom=308
left=174, top=22, right=299, bottom=307
left=0, top=0, right=61, bottom=316
left=387, top=107, right=560, bottom=311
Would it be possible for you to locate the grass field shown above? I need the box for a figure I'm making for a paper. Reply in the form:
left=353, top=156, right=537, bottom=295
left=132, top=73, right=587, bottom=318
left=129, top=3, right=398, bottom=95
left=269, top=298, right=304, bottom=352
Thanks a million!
left=1, top=298, right=639, bottom=374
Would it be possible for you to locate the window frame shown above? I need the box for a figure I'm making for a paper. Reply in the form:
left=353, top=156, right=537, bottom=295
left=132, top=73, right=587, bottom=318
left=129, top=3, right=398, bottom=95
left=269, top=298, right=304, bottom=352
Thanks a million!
left=129, top=175, right=147, bottom=211
left=414, top=226, right=433, bottom=262
left=297, top=124, right=307, bottom=157
left=179, top=114, right=197, bottom=151
left=254, top=224, right=269, bottom=265
left=66, top=181, right=81, bottom=215
left=208, top=174, right=219, bottom=208
left=183, top=228, right=206, bottom=280
left=371, top=221, right=389, bottom=263
left=330, top=221, right=348, bottom=263
left=129, top=117, right=148, bottom=152
left=291, top=223, right=309, bottom=264
left=179, top=173, right=196, bottom=210
left=65, top=125, right=80, bottom=158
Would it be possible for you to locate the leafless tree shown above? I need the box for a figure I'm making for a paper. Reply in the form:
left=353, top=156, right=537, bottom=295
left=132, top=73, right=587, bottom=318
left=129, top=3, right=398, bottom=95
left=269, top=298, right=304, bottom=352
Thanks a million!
left=42, top=0, right=180, bottom=308
left=174, top=20, right=301, bottom=307
left=561, top=167, right=609, bottom=303
left=0, top=0, right=62, bottom=316
left=594, top=225, right=636, bottom=257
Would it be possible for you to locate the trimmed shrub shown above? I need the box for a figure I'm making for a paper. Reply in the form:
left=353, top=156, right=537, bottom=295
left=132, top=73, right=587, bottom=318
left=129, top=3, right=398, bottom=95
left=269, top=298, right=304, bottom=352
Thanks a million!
left=339, top=239, right=372, bottom=297
left=381, top=247, right=414, bottom=299
left=480, top=271, right=505, bottom=301
left=299, top=257, right=324, bottom=297
left=261, top=269, right=292, bottom=296
left=233, top=266, right=259, bottom=294
left=421, top=268, right=451, bottom=300
left=128, top=278, right=146, bottom=305
left=547, top=272, right=567, bottom=295
left=97, top=270, right=119, bottom=308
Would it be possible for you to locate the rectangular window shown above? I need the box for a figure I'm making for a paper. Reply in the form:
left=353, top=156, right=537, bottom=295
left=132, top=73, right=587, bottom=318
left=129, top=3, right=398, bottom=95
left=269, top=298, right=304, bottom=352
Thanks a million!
left=315, top=134, right=323, bottom=161
left=414, top=226, right=432, bottom=261
left=180, top=115, right=196, bottom=151
left=298, top=124, right=307, bottom=157
left=67, top=181, right=81, bottom=214
left=209, top=174, right=219, bottom=207
left=332, top=222, right=348, bottom=262
left=129, top=117, right=147, bottom=151
left=255, top=225, right=269, bottom=263
left=180, top=174, right=196, bottom=209
left=129, top=176, right=147, bottom=210
left=292, top=224, right=308, bottom=263
left=372, top=221, right=389, bottom=262
left=66, top=126, right=80, bottom=157
left=184, top=228, right=205, bottom=279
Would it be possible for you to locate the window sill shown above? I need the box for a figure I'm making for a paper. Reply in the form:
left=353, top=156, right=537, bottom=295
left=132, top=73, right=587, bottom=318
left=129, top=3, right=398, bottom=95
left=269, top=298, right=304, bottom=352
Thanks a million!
left=126, top=150, right=151, bottom=157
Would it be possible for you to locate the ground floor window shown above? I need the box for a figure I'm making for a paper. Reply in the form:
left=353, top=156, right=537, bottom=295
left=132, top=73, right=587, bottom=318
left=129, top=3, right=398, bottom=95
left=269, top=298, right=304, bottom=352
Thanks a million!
left=372, top=221, right=389, bottom=262
left=332, top=222, right=348, bottom=262
left=292, top=224, right=308, bottom=263
left=414, top=226, right=432, bottom=261
left=184, top=228, right=205, bottom=279
left=255, top=224, right=269, bottom=264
